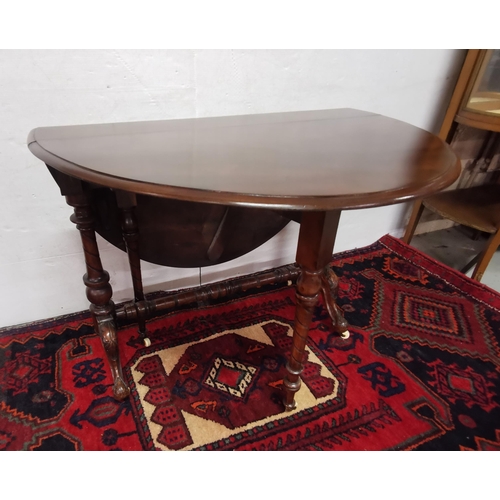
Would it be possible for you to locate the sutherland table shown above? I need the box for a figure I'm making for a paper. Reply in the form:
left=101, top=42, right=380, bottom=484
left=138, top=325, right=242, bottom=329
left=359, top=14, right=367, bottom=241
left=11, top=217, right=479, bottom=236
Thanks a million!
left=28, top=108, right=460, bottom=410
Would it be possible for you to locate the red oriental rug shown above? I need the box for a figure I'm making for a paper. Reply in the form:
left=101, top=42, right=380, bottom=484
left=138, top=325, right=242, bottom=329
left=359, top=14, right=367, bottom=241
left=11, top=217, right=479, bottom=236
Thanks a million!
left=2, top=235, right=500, bottom=451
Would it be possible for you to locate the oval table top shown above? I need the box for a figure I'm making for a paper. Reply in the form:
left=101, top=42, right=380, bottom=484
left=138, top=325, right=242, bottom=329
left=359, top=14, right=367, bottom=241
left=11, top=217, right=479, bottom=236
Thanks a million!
left=28, top=108, right=460, bottom=211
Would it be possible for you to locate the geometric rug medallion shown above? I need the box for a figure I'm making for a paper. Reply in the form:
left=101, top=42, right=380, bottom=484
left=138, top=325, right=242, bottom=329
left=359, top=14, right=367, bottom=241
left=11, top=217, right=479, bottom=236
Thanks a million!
left=128, top=320, right=340, bottom=450
left=365, top=265, right=500, bottom=362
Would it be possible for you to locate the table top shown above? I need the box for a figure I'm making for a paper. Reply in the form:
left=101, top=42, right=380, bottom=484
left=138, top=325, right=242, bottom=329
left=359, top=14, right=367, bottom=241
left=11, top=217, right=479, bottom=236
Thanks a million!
left=28, top=108, right=460, bottom=211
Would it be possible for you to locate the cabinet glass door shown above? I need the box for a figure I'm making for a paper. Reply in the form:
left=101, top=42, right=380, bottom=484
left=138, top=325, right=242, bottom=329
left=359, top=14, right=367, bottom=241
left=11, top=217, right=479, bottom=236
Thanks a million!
left=464, top=50, right=500, bottom=116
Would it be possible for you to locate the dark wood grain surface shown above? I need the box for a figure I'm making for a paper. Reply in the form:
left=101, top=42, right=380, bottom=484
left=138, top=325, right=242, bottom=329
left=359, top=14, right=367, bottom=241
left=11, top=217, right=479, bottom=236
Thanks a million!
left=28, top=108, right=460, bottom=210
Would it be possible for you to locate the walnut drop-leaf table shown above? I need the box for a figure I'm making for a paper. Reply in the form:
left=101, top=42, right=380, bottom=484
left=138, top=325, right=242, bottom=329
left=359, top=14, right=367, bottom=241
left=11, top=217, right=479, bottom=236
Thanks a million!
left=28, top=108, right=460, bottom=410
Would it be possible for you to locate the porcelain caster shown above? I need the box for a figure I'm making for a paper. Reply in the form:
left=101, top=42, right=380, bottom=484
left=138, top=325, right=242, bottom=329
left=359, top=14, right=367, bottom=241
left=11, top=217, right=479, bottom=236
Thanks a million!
left=340, top=330, right=350, bottom=340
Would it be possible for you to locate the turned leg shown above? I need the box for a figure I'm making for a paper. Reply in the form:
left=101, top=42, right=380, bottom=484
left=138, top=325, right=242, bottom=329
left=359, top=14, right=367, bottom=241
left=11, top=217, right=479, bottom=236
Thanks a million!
left=320, top=267, right=350, bottom=339
left=283, top=210, right=340, bottom=411
left=66, top=193, right=130, bottom=400
left=115, top=191, right=151, bottom=347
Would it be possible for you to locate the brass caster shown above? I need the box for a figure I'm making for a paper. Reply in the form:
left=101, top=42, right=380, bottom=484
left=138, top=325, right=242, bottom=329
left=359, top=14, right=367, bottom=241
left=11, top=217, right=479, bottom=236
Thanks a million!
left=143, top=337, right=152, bottom=347
left=340, top=330, right=350, bottom=340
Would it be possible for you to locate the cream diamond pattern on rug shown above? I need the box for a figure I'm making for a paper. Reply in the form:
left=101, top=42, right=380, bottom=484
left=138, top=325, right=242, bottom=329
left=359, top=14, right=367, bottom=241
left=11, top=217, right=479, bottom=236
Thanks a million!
left=204, top=357, right=258, bottom=398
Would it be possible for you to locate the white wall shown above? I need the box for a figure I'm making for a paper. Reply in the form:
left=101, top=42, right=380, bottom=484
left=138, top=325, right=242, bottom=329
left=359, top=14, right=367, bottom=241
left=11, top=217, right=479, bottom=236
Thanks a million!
left=0, top=49, right=466, bottom=327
